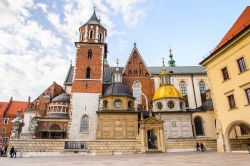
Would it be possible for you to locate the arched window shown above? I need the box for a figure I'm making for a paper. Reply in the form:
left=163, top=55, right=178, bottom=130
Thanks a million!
left=114, top=99, right=122, bottom=108
left=88, top=49, right=92, bottom=59
left=133, top=81, right=142, bottom=104
left=86, top=67, right=91, bottom=78
left=49, top=124, right=61, bottom=131
left=194, top=116, right=204, bottom=136
left=199, top=81, right=206, bottom=94
left=80, top=115, right=89, bottom=133
left=99, top=33, right=102, bottom=42
left=179, top=81, right=187, bottom=96
left=103, top=100, right=108, bottom=109
left=89, top=30, right=93, bottom=39
left=128, top=100, right=134, bottom=110
left=81, top=33, right=84, bottom=41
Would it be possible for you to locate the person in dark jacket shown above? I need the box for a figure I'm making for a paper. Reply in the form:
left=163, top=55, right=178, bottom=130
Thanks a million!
left=195, top=142, right=200, bottom=152
left=10, top=146, right=16, bottom=158
left=200, top=142, right=205, bottom=152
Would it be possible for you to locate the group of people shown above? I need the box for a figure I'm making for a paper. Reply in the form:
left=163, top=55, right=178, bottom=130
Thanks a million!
left=0, top=145, right=16, bottom=158
left=195, top=142, right=206, bottom=152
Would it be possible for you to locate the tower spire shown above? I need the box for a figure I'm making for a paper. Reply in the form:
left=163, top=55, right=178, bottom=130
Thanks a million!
left=162, top=57, right=166, bottom=71
left=168, top=46, right=176, bottom=67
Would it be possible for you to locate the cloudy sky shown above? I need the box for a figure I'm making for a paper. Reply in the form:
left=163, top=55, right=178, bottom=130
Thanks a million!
left=0, top=0, right=249, bottom=101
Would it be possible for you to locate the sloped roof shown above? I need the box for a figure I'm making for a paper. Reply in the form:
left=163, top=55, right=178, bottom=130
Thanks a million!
left=200, top=6, right=250, bottom=65
left=64, top=66, right=206, bottom=85
left=213, top=6, right=250, bottom=53
left=103, top=82, right=133, bottom=97
left=0, top=102, right=8, bottom=116
left=64, top=65, right=74, bottom=85
left=80, top=10, right=105, bottom=30
left=5, top=101, right=28, bottom=116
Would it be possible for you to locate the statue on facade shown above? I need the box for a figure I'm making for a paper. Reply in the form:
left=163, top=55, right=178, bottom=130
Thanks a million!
left=11, top=111, right=25, bottom=139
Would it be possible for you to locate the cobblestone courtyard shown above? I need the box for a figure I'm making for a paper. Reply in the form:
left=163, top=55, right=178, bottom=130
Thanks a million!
left=0, top=152, right=249, bottom=166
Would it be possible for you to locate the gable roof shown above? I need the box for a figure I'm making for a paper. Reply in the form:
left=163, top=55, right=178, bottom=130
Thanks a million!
left=200, top=6, right=250, bottom=65
left=5, top=101, right=28, bottom=116
left=122, top=46, right=151, bottom=75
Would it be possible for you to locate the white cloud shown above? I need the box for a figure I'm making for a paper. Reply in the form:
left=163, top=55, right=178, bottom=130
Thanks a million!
left=36, top=3, right=48, bottom=13
left=0, top=0, right=151, bottom=101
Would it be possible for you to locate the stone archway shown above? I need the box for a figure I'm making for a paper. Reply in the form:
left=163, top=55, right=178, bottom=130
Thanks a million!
left=224, top=120, right=250, bottom=152
left=140, top=116, right=165, bottom=152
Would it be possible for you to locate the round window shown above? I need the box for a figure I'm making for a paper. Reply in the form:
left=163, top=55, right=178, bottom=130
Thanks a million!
left=114, top=99, right=122, bottom=108
left=157, top=102, right=163, bottom=110
left=167, top=101, right=175, bottom=109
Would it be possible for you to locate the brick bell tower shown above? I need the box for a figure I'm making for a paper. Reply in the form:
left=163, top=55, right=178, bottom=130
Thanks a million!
left=69, top=9, right=107, bottom=140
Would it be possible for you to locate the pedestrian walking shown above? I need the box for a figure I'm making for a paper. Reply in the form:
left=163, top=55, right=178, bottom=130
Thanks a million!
left=195, top=142, right=200, bottom=152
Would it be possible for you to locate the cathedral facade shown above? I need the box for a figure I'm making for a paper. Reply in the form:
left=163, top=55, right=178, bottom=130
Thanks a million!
left=21, top=10, right=216, bottom=153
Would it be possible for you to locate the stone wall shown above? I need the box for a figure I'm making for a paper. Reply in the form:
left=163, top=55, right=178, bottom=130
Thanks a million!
left=230, top=138, right=250, bottom=150
left=9, top=139, right=141, bottom=157
left=166, top=138, right=217, bottom=152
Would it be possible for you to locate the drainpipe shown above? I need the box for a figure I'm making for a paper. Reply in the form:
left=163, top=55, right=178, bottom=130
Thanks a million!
left=191, top=74, right=198, bottom=108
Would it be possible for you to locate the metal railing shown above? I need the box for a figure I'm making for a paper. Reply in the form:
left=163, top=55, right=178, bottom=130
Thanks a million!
left=64, top=141, right=87, bottom=149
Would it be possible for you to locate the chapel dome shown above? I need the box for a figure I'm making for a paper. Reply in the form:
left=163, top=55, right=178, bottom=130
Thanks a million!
left=52, top=93, right=70, bottom=102
left=103, top=82, right=133, bottom=97
left=153, top=85, right=182, bottom=101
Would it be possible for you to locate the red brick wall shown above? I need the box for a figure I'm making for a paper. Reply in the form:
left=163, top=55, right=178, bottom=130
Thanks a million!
left=72, top=43, right=104, bottom=93
left=0, top=116, right=15, bottom=146
left=122, top=48, right=155, bottom=109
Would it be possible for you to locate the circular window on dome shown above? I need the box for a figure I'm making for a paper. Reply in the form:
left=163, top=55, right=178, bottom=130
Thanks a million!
left=114, top=99, right=122, bottom=108
left=167, top=101, right=175, bottom=109
left=157, top=102, right=163, bottom=110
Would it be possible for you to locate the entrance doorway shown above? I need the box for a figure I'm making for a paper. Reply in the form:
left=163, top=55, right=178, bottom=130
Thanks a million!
left=147, top=130, right=158, bottom=150
left=225, top=121, right=250, bottom=152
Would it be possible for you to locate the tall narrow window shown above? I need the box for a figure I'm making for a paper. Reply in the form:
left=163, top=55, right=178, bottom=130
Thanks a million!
left=88, top=49, right=92, bottom=59
left=133, top=81, right=142, bottom=104
left=221, top=67, right=229, bottom=80
left=194, top=117, right=204, bottom=136
left=179, top=81, right=188, bottom=107
left=86, top=67, right=91, bottom=78
left=237, top=57, right=247, bottom=73
left=82, top=33, right=84, bottom=41
left=179, top=81, right=187, bottom=96
left=80, top=115, right=89, bottom=133
left=99, top=33, right=102, bottom=42
left=199, top=81, right=206, bottom=94
left=199, top=81, right=206, bottom=103
left=89, top=30, right=93, bottom=39
left=245, top=88, right=250, bottom=104
left=227, top=94, right=236, bottom=109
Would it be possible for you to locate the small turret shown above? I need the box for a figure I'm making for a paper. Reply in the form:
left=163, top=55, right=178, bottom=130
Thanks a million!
left=79, top=8, right=107, bottom=43
left=112, top=58, right=122, bottom=82
left=159, top=58, right=171, bottom=86
left=168, top=47, right=176, bottom=67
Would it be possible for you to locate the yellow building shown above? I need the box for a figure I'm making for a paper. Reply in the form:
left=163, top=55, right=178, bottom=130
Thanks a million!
left=200, top=7, right=250, bottom=152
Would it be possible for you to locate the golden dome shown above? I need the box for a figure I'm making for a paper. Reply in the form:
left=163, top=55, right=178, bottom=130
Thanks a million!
left=153, top=85, right=182, bottom=100
left=159, top=71, right=169, bottom=76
